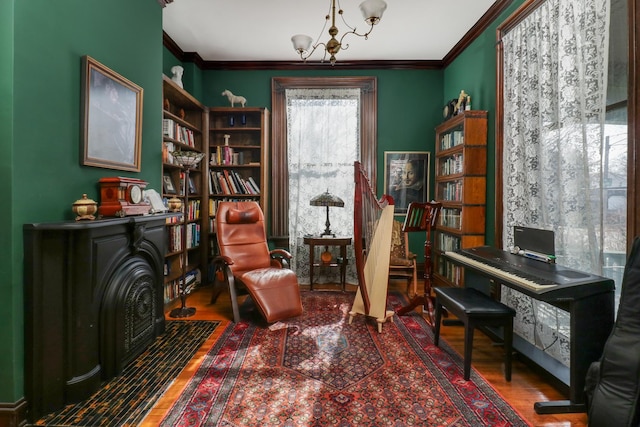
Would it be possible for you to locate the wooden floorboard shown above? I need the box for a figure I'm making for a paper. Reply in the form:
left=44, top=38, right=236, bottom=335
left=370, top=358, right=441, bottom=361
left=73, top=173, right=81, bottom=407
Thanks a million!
left=143, top=280, right=588, bottom=427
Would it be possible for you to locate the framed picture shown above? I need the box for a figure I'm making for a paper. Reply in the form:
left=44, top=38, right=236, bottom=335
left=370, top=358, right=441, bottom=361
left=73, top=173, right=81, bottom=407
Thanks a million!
left=383, top=151, right=430, bottom=215
left=163, top=173, right=177, bottom=194
left=81, top=55, right=143, bottom=172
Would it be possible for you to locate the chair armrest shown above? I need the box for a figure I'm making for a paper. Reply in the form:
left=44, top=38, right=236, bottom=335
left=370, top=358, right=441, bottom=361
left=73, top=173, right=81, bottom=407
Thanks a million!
left=212, top=255, right=234, bottom=266
left=270, top=248, right=292, bottom=260
left=270, top=249, right=292, bottom=269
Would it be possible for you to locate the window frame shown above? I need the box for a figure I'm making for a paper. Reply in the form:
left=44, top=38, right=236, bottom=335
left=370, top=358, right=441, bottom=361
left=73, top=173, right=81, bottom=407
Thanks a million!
left=270, top=76, right=378, bottom=240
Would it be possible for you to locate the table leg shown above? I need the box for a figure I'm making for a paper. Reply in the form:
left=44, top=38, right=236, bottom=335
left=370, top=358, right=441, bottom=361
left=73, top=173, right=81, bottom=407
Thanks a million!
left=340, top=244, right=347, bottom=291
left=309, top=243, right=315, bottom=291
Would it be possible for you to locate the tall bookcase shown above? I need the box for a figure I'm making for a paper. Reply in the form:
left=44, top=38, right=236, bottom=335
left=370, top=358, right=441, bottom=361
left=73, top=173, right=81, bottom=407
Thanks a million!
left=433, top=110, right=487, bottom=288
left=207, top=107, right=270, bottom=260
left=161, top=75, right=208, bottom=305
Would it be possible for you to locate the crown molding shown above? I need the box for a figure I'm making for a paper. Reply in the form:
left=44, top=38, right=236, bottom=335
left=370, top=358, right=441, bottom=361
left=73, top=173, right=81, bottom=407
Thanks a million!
left=163, top=0, right=515, bottom=71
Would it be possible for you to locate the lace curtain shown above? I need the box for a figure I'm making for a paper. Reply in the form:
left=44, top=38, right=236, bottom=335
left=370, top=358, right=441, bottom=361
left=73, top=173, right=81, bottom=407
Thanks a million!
left=501, top=0, right=610, bottom=367
left=286, top=88, right=361, bottom=284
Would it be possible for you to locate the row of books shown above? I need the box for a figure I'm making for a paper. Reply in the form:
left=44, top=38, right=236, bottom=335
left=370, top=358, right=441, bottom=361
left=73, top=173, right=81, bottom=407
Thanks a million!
left=163, top=119, right=196, bottom=147
left=210, top=146, right=253, bottom=166
left=209, top=170, right=260, bottom=195
left=439, top=207, right=462, bottom=229
left=163, top=268, right=201, bottom=304
left=437, top=232, right=461, bottom=252
left=167, top=222, right=201, bottom=252
left=440, top=130, right=464, bottom=150
left=439, top=180, right=463, bottom=201
left=439, top=153, right=464, bottom=176
left=437, top=258, right=463, bottom=285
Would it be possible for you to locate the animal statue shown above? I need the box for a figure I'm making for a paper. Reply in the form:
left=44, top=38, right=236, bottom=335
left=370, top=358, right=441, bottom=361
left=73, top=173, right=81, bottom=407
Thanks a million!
left=221, top=89, right=247, bottom=107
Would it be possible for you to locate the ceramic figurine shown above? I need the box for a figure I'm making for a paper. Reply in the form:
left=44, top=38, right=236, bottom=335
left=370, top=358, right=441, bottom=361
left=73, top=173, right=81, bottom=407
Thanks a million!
left=221, top=89, right=247, bottom=107
left=171, top=65, right=184, bottom=88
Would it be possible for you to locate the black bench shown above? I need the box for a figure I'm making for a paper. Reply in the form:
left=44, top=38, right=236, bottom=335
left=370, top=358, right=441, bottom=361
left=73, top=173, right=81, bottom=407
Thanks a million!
left=433, top=286, right=516, bottom=381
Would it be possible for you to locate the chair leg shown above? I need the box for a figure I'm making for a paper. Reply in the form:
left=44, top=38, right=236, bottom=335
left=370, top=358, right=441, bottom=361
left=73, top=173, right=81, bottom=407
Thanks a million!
left=224, top=268, right=241, bottom=323
left=411, top=260, right=418, bottom=296
left=463, top=321, right=474, bottom=380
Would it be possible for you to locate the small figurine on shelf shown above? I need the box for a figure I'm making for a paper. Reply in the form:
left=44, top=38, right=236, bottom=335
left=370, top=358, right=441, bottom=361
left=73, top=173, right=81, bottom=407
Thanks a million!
left=171, top=65, right=184, bottom=88
left=221, top=89, right=247, bottom=107
left=455, top=90, right=468, bottom=114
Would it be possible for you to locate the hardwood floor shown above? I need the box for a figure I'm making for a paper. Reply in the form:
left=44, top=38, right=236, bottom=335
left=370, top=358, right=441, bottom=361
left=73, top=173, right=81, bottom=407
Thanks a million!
left=143, top=281, right=589, bottom=427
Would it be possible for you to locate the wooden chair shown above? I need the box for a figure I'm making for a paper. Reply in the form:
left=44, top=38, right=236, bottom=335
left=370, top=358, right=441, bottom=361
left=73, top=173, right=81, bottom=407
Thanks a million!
left=210, top=201, right=303, bottom=323
left=388, top=220, right=419, bottom=296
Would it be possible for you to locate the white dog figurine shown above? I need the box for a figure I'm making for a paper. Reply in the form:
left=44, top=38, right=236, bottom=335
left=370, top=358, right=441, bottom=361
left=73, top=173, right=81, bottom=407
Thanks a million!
left=171, top=65, right=184, bottom=89
left=221, top=89, right=247, bottom=107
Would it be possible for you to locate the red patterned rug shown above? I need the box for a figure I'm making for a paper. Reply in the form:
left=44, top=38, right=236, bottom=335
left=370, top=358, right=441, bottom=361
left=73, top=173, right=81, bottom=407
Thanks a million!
left=159, top=292, right=530, bottom=426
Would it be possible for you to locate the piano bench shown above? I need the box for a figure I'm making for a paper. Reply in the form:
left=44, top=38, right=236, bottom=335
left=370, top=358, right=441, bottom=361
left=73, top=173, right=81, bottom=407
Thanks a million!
left=433, top=287, right=516, bottom=381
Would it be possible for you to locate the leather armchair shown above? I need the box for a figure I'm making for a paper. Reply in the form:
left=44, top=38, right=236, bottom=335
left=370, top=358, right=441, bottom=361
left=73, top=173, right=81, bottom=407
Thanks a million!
left=211, top=201, right=303, bottom=323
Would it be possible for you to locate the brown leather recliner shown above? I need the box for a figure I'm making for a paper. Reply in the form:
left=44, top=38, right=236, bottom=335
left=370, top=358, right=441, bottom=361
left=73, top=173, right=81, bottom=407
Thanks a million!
left=211, top=201, right=303, bottom=323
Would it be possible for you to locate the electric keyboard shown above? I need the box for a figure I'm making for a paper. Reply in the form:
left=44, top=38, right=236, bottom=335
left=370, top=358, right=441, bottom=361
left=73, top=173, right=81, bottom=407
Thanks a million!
left=445, top=250, right=556, bottom=291
left=444, top=246, right=614, bottom=301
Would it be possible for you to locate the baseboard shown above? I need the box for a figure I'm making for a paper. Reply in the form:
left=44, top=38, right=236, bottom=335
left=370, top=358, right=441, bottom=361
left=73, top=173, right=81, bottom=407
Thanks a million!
left=0, top=398, right=27, bottom=427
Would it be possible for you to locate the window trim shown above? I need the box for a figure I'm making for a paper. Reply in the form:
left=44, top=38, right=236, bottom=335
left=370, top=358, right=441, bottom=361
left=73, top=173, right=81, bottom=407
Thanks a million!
left=270, top=76, right=378, bottom=239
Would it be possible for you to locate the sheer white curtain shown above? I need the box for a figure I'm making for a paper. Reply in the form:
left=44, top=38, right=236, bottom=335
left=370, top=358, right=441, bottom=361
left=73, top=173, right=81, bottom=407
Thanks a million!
left=501, top=0, right=610, bottom=366
left=287, top=88, right=360, bottom=284
left=502, top=0, right=610, bottom=271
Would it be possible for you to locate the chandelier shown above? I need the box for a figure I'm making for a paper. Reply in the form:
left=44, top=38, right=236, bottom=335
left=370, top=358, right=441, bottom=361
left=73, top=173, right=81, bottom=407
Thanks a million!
left=291, top=0, right=387, bottom=65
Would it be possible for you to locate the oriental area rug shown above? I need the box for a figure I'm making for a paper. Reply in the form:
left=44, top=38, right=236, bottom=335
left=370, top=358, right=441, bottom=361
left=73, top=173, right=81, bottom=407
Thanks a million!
left=35, top=320, right=219, bottom=427
left=158, top=292, right=530, bottom=426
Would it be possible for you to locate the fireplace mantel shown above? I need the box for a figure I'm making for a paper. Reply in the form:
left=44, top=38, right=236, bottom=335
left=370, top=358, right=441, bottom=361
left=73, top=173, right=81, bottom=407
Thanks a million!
left=23, top=214, right=174, bottom=422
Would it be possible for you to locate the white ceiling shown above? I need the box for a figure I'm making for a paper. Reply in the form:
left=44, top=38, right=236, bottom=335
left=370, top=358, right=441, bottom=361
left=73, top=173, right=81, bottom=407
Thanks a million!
left=162, top=0, right=498, bottom=62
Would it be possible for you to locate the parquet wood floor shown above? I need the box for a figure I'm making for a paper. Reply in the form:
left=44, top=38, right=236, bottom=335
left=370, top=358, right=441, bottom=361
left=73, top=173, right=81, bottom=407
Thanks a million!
left=143, top=281, right=589, bottom=427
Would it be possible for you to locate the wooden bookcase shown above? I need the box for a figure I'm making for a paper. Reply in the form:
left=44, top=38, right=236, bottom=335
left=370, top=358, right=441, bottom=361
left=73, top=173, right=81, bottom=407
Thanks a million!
left=162, top=75, right=208, bottom=305
left=207, top=107, right=270, bottom=260
left=433, top=110, right=487, bottom=288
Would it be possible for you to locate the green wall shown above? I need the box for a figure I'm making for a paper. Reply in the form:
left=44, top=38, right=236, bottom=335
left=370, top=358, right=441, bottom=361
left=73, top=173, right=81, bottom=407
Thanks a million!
left=2, top=0, right=162, bottom=404
left=1, top=0, right=16, bottom=402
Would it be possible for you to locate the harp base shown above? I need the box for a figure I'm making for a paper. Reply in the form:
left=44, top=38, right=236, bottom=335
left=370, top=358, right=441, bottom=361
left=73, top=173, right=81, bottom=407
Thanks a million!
left=348, top=309, right=395, bottom=333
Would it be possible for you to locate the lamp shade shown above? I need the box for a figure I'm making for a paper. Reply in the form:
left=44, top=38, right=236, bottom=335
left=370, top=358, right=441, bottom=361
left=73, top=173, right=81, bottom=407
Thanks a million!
left=360, top=0, right=387, bottom=24
left=172, top=151, right=205, bottom=169
left=291, top=34, right=313, bottom=53
left=310, top=190, right=345, bottom=207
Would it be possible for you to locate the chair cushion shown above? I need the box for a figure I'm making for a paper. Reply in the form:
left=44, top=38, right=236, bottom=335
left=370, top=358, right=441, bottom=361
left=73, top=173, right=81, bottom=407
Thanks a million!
left=226, top=207, right=260, bottom=224
left=435, top=287, right=515, bottom=318
left=240, top=268, right=303, bottom=323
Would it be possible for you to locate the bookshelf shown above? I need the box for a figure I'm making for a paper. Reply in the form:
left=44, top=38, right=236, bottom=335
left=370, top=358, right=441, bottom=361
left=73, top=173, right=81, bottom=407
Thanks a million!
left=162, top=75, right=208, bottom=305
left=207, top=107, right=270, bottom=260
left=433, top=110, right=487, bottom=288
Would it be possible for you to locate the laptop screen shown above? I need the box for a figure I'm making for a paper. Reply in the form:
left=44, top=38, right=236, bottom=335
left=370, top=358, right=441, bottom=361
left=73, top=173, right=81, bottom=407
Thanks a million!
left=513, top=226, right=555, bottom=256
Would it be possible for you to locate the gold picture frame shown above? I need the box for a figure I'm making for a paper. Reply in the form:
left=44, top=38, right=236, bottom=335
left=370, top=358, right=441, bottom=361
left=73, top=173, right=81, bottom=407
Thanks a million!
left=81, top=55, right=143, bottom=172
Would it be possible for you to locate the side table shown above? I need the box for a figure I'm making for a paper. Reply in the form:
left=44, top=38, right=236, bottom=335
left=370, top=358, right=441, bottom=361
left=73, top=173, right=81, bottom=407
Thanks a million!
left=303, top=236, right=352, bottom=291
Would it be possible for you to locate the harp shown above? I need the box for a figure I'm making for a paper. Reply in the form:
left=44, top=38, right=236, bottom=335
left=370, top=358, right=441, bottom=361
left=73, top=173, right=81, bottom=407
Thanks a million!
left=349, top=161, right=396, bottom=332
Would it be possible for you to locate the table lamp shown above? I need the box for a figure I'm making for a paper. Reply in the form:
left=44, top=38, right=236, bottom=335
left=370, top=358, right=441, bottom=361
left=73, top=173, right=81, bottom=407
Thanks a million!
left=310, top=190, right=344, bottom=237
